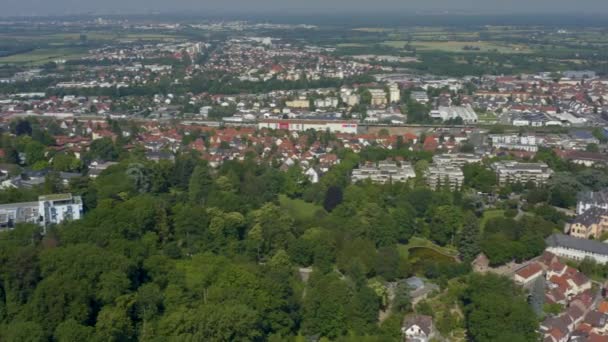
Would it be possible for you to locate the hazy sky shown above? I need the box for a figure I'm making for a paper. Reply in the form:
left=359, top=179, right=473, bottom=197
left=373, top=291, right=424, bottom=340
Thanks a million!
left=3, top=0, right=608, bottom=17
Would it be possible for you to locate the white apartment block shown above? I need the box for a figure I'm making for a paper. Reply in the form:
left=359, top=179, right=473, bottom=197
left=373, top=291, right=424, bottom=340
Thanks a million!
left=432, top=153, right=482, bottom=167
left=0, top=193, right=84, bottom=230
left=489, top=134, right=543, bottom=152
left=389, top=84, right=400, bottom=103
left=351, top=161, right=415, bottom=184
left=492, top=161, right=553, bottom=186
left=368, top=89, right=388, bottom=107
left=258, top=119, right=358, bottom=134
left=425, top=165, right=464, bottom=190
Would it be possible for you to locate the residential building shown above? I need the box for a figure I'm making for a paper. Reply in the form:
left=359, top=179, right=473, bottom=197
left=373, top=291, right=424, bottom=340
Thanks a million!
left=545, top=234, right=608, bottom=264
left=314, top=97, right=339, bottom=108
left=432, top=153, right=482, bottom=167
left=389, top=83, right=401, bottom=103
left=401, top=315, right=435, bottom=342
left=489, top=134, right=542, bottom=152
left=342, top=93, right=360, bottom=106
left=492, top=161, right=553, bottom=185
left=577, top=190, right=608, bottom=215
left=569, top=207, right=608, bottom=239
left=285, top=98, right=310, bottom=109
left=425, top=164, right=464, bottom=190
left=410, top=91, right=429, bottom=104
left=38, top=194, right=84, bottom=227
left=369, top=89, right=388, bottom=107
left=514, top=262, right=544, bottom=286
left=0, top=193, right=83, bottom=230
left=258, top=119, right=358, bottom=134
left=431, top=106, right=478, bottom=124
left=351, top=161, right=416, bottom=184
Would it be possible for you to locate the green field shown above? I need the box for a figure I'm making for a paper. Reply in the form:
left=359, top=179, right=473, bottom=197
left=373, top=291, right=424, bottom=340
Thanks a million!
left=0, top=47, right=88, bottom=65
left=278, top=195, right=323, bottom=222
left=382, top=40, right=532, bottom=53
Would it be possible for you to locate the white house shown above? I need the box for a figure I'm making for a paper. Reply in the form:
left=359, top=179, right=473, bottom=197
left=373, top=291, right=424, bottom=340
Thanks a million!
left=402, top=315, right=435, bottom=342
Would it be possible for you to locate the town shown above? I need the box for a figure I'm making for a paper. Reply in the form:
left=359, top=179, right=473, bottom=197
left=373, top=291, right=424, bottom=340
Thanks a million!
left=2, top=13, right=608, bottom=342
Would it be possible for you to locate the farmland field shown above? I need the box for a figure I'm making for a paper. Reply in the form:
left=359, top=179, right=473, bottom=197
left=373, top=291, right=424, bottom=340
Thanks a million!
left=382, top=40, right=532, bottom=53
left=0, top=47, right=88, bottom=65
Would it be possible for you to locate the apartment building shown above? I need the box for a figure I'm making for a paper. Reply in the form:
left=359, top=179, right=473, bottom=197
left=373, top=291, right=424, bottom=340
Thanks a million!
left=425, top=165, right=464, bottom=190
left=491, top=161, right=553, bottom=185
left=0, top=193, right=83, bottom=230
left=489, top=134, right=543, bottom=152
left=351, top=161, right=416, bottom=184
left=369, top=89, right=388, bottom=107
left=432, top=153, right=482, bottom=167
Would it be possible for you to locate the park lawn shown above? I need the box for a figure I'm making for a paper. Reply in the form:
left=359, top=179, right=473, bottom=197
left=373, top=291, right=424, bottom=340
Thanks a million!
left=480, top=209, right=505, bottom=232
left=278, top=194, right=322, bottom=222
left=0, top=47, right=88, bottom=65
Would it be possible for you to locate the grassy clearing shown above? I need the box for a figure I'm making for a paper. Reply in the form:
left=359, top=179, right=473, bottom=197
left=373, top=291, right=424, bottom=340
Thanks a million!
left=279, top=194, right=322, bottom=222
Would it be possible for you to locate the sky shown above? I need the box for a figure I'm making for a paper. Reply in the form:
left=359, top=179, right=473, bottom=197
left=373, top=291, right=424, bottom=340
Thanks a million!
left=3, top=0, right=608, bottom=17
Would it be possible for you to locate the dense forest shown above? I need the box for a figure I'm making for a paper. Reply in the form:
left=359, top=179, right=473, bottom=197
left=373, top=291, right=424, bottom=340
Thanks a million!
left=0, top=140, right=547, bottom=341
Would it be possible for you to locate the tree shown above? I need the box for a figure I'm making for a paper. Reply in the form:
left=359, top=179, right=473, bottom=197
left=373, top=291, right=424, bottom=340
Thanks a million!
left=586, top=143, right=600, bottom=153
left=94, top=305, right=135, bottom=341
left=461, top=274, right=538, bottom=342
left=1, top=321, right=45, bottom=342
left=429, top=206, right=463, bottom=246
left=323, top=186, right=343, bottom=212
left=126, top=163, right=152, bottom=193
left=302, top=273, right=350, bottom=339
left=25, top=141, right=46, bottom=166
left=54, top=319, right=94, bottom=342
left=188, top=164, right=212, bottom=204
left=13, top=120, right=32, bottom=136
left=457, top=212, right=481, bottom=262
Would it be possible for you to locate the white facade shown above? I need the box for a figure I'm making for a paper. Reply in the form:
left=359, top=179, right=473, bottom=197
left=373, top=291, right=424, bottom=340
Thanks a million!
left=389, top=84, right=401, bottom=103
left=436, top=106, right=478, bottom=124
left=545, top=246, right=608, bottom=264
left=403, top=325, right=429, bottom=342
left=545, top=234, right=608, bottom=264
left=258, top=119, right=358, bottom=134
left=352, top=161, right=416, bottom=184
left=0, top=193, right=83, bottom=230
left=38, top=194, right=84, bottom=227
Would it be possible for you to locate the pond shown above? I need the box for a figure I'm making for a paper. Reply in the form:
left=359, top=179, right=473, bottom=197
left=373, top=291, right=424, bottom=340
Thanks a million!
left=408, top=247, right=459, bottom=275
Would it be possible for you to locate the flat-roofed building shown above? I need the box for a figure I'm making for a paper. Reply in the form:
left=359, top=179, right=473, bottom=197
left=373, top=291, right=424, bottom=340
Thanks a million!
left=258, top=118, right=358, bottom=134
left=368, top=89, right=388, bottom=107
left=38, top=193, right=84, bottom=227
left=492, top=161, right=553, bottom=185
left=352, top=161, right=415, bottom=184
left=435, top=106, right=478, bottom=124
left=432, top=153, right=482, bottom=167
left=0, top=193, right=83, bottom=230
left=425, top=165, right=464, bottom=190
left=489, top=134, right=542, bottom=152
